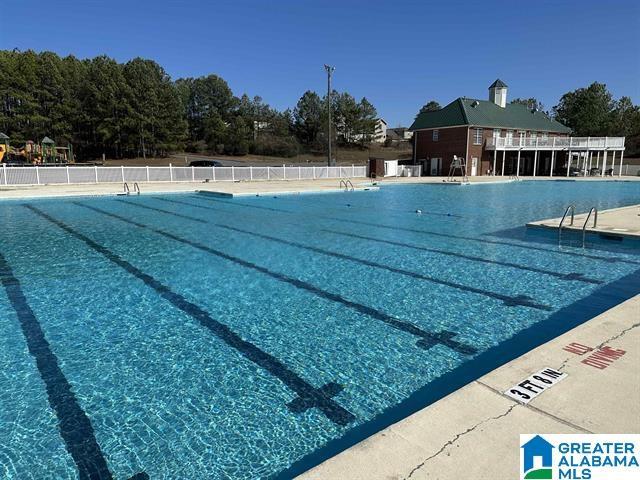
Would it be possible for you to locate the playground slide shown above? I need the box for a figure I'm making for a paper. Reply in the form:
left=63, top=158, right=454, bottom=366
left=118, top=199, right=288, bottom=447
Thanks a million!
left=0, top=146, right=5, bottom=162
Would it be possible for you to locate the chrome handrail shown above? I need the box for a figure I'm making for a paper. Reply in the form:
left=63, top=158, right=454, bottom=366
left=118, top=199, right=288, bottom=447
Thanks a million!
left=581, top=207, right=598, bottom=248
left=133, top=182, right=141, bottom=195
left=558, top=204, right=575, bottom=244
left=123, top=182, right=130, bottom=195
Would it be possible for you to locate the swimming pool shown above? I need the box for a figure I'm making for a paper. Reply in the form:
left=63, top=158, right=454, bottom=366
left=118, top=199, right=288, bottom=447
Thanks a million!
left=0, top=181, right=639, bottom=479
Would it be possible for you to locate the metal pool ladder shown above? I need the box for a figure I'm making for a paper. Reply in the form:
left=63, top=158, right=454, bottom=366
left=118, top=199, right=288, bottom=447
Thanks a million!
left=122, top=182, right=141, bottom=195
left=581, top=207, right=598, bottom=248
left=340, top=179, right=354, bottom=191
left=558, top=204, right=575, bottom=244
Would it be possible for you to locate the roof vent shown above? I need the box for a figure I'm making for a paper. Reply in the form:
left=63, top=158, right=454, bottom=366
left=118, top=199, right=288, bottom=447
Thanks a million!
left=471, top=100, right=480, bottom=108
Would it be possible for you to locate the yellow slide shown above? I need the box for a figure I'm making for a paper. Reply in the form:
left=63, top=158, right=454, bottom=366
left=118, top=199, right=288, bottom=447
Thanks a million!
left=0, top=145, right=5, bottom=162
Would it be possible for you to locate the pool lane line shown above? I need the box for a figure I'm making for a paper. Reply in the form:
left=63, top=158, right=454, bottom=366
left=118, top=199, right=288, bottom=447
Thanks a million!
left=152, top=196, right=229, bottom=214
left=117, top=199, right=207, bottom=223
left=145, top=196, right=603, bottom=286
left=0, top=252, right=148, bottom=480
left=322, top=230, right=603, bottom=285
left=72, top=202, right=477, bottom=356
left=190, top=194, right=635, bottom=265
left=214, top=224, right=552, bottom=311
left=26, top=206, right=355, bottom=427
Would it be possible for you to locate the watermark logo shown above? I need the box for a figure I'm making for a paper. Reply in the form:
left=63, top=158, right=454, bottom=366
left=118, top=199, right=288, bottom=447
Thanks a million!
left=520, top=434, right=639, bottom=480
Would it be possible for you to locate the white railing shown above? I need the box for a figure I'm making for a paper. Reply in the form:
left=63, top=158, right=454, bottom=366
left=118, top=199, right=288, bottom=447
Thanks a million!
left=486, top=136, right=625, bottom=149
left=0, top=164, right=368, bottom=187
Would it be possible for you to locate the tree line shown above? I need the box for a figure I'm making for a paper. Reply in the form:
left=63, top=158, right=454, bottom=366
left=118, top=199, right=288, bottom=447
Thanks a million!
left=0, top=50, right=378, bottom=160
left=416, top=83, right=640, bottom=154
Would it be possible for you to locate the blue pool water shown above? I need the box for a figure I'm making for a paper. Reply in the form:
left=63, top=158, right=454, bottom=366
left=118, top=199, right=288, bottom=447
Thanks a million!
left=0, top=181, right=639, bottom=479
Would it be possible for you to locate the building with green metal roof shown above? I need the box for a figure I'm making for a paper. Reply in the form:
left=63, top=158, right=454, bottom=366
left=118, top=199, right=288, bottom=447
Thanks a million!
left=409, top=80, right=624, bottom=178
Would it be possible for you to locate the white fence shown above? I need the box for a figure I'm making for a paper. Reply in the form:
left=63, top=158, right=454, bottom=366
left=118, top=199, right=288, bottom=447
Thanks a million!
left=0, top=164, right=368, bottom=186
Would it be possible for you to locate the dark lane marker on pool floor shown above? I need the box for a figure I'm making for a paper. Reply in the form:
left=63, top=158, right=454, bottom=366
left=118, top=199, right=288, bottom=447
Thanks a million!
left=216, top=224, right=552, bottom=311
left=117, top=199, right=207, bottom=223
left=0, top=252, right=148, bottom=480
left=192, top=193, right=634, bottom=265
left=74, top=202, right=477, bottom=356
left=322, top=229, right=603, bottom=285
left=27, top=205, right=355, bottom=427
left=146, top=197, right=599, bottom=286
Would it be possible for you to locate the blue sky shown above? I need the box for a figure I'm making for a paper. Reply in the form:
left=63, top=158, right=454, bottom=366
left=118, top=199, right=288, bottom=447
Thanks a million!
left=2, top=0, right=639, bottom=126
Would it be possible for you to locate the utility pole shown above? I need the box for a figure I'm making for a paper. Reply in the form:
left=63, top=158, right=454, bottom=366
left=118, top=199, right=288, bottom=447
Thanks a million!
left=324, top=64, right=335, bottom=166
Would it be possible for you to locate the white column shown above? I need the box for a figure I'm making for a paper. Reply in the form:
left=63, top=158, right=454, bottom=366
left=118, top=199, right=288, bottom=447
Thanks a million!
left=566, top=151, right=571, bottom=177
left=618, top=151, right=624, bottom=177
left=550, top=151, right=555, bottom=177
left=516, top=150, right=521, bottom=176
left=610, top=151, right=616, bottom=176
left=601, top=151, right=607, bottom=177
left=588, top=151, right=592, bottom=175
left=533, top=150, right=538, bottom=177
left=501, top=150, right=506, bottom=176
left=94, top=165, right=99, bottom=183
left=493, top=149, right=497, bottom=176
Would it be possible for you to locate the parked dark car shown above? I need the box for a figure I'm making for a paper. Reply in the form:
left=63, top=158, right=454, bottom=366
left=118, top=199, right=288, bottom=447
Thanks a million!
left=189, top=159, right=222, bottom=167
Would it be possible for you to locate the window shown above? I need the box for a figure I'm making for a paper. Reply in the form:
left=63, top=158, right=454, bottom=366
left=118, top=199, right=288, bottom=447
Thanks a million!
left=473, top=128, right=483, bottom=145
left=493, top=129, right=501, bottom=139
left=432, top=129, right=439, bottom=141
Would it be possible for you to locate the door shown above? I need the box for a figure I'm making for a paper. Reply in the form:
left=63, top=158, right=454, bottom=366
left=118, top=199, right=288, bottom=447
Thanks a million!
left=470, top=157, right=478, bottom=176
left=430, top=158, right=441, bottom=176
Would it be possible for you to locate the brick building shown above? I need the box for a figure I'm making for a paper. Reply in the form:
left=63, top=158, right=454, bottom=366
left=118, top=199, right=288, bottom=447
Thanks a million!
left=408, top=80, right=628, bottom=177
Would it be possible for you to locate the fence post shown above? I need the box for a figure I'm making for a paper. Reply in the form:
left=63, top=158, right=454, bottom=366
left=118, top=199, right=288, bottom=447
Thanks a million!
left=268, top=166, right=270, bottom=180
left=212, top=166, right=216, bottom=182
left=146, top=166, right=150, bottom=182
left=352, top=164, right=355, bottom=177
left=66, top=165, right=71, bottom=184
left=283, top=164, right=286, bottom=180
left=298, top=166, right=301, bottom=180
left=36, top=165, right=41, bottom=185
left=313, top=166, right=316, bottom=179
left=94, top=165, right=99, bottom=183
left=250, top=165, right=253, bottom=181
left=232, top=165, right=235, bottom=181
left=3, top=163, right=6, bottom=185
left=121, top=165, right=125, bottom=183
left=169, top=163, right=173, bottom=182
left=192, top=166, right=195, bottom=182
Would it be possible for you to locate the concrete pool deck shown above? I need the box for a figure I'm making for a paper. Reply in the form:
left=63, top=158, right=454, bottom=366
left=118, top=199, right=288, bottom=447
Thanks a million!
left=298, top=294, right=640, bottom=480
left=527, top=204, right=640, bottom=239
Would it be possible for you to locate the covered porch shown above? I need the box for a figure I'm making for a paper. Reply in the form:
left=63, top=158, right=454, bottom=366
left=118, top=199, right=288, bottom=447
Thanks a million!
left=486, top=136, right=626, bottom=177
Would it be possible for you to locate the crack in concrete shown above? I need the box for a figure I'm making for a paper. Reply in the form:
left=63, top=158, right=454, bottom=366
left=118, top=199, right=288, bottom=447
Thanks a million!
left=402, top=403, right=518, bottom=479
left=595, top=321, right=640, bottom=350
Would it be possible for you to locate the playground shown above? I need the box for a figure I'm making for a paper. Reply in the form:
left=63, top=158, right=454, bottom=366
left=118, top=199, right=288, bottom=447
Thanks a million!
left=0, top=133, right=74, bottom=165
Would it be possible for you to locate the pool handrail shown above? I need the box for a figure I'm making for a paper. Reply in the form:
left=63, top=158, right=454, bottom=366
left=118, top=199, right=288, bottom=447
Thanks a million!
left=558, top=204, right=576, bottom=244
left=123, top=182, right=130, bottom=195
left=581, top=207, right=598, bottom=248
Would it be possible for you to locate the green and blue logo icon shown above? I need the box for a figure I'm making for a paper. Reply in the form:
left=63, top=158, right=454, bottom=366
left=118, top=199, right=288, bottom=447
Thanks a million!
left=521, top=435, right=554, bottom=479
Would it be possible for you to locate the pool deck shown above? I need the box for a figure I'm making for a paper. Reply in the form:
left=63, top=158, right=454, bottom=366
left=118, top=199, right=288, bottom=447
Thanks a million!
left=298, top=294, right=640, bottom=480
left=527, top=204, right=640, bottom=239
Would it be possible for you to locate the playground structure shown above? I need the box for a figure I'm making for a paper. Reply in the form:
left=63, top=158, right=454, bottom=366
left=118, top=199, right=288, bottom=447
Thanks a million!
left=0, top=133, right=74, bottom=164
